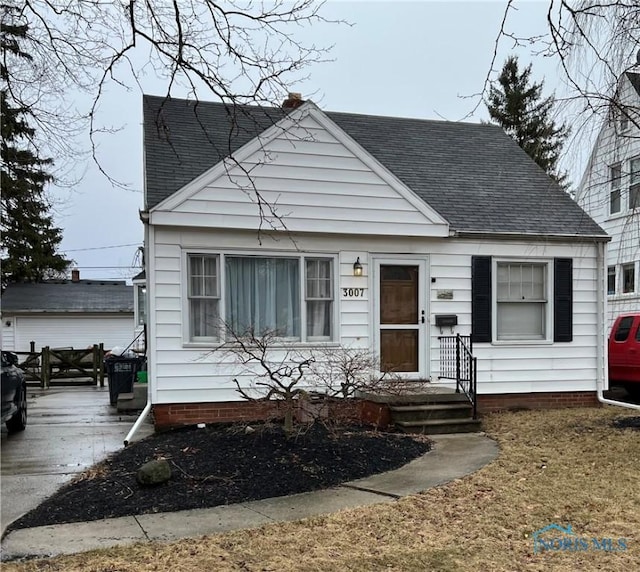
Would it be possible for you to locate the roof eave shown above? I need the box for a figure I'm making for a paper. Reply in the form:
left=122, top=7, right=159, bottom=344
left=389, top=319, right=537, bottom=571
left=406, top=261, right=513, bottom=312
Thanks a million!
left=453, top=230, right=611, bottom=243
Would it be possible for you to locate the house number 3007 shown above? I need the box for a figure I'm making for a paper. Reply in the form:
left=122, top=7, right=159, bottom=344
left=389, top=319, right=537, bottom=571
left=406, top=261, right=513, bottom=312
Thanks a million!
left=343, top=288, right=365, bottom=297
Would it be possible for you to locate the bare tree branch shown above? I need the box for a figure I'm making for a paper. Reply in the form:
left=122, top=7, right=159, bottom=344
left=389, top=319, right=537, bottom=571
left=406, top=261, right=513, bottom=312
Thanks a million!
left=2, top=0, right=339, bottom=193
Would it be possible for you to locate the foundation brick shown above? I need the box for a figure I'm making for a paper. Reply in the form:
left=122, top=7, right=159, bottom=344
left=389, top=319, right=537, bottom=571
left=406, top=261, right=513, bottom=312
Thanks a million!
left=477, top=391, right=600, bottom=414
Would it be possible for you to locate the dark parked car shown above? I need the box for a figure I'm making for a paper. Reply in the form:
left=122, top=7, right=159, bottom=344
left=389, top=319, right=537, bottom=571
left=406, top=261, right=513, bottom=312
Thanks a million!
left=608, top=313, right=640, bottom=396
left=1, top=351, right=27, bottom=433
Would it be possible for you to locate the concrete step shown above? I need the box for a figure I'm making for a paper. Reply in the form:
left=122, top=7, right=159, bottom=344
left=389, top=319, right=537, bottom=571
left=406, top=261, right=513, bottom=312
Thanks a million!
left=358, top=389, right=468, bottom=405
left=390, top=402, right=473, bottom=422
left=117, top=384, right=148, bottom=412
left=395, top=417, right=482, bottom=435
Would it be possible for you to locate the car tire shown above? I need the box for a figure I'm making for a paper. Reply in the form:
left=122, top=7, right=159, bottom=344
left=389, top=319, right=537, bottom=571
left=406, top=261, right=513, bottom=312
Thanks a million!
left=6, top=383, right=27, bottom=433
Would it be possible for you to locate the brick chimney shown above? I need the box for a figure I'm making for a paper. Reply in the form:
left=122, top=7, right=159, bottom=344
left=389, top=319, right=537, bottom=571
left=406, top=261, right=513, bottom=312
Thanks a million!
left=71, top=268, right=80, bottom=282
left=282, top=92, right=304, bottom=109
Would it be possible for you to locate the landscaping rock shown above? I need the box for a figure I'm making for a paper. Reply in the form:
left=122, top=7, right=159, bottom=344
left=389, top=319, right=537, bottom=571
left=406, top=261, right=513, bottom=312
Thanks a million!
left=136, top=459, right=172, bottom=486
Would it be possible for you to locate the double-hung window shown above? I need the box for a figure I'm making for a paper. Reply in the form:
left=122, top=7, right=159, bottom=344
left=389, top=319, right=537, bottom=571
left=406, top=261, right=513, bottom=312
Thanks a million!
left=623, top=263, right=635, bottom=294
left=629, top=158, right=640, bottom=210
left=607, top=266, right=616, bottom=296
left=188, top=254, right=220, bottom=340
left=496, top=262, right=547, bottom=340
left=610, top=164, right=622, bottom=214
left=305, top=258, right=333, bottom=340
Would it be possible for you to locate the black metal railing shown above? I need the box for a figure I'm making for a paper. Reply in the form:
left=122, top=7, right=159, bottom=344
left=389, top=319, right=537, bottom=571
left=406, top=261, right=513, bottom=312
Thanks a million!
left=438, top=334, right=477, bottom=419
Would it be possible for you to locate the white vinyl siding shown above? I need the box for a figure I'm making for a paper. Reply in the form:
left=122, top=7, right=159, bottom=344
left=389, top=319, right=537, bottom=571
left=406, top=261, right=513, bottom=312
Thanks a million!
left=150, top=113, right=448, bottom=238
left=575, top=73, right=640, bottom=328
left=148, top=229, right=601, bottom=404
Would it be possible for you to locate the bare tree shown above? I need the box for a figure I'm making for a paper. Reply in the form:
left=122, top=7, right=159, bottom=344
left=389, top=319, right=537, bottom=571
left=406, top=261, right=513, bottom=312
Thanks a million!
left=310, top=346, right=420, bottom=400
left=543, top=1, right=640, bottom=125
left=1, top=1, right=336, bottom=184
left=218, top=327, right=315, bottom=434
left=481, top=2, right=640, bottom=139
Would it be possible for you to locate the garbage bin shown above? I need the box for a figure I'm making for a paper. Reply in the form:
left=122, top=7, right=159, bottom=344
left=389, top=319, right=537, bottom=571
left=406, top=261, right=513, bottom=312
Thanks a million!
left=104, top=356, right=146, bottom=405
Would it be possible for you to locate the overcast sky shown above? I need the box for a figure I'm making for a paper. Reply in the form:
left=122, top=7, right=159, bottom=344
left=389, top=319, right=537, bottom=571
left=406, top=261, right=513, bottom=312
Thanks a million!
left=54, top=1, right=571, bottom=281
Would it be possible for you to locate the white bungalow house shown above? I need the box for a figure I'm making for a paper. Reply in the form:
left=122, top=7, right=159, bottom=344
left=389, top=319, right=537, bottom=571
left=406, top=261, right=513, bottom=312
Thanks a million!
left=575, top=70, right=640, bottom=329
left=140, top=94, right=608, bottom=429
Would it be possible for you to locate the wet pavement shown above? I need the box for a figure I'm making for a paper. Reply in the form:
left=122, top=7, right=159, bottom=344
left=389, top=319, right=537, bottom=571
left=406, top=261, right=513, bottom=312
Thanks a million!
left=0, top=385, right=153, bottom=536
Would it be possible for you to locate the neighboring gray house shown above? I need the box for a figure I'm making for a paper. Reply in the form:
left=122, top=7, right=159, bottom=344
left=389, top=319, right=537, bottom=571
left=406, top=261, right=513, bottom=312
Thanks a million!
left=1, top=271, right=134, bottom=352
left=140, top=94, right=608, bottom=428
left=576, top=70, right=640, bottom=328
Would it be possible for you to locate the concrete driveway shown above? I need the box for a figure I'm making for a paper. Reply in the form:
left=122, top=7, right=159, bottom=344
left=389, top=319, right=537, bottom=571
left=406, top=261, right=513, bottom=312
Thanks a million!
left=0, top=385, right=153, bottom=536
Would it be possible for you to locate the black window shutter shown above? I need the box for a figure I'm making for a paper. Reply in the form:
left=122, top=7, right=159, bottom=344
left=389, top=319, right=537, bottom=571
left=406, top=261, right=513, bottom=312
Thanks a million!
left=471, top=256, right=492, bottom=343
left=554, top=258, right=573, bottom=343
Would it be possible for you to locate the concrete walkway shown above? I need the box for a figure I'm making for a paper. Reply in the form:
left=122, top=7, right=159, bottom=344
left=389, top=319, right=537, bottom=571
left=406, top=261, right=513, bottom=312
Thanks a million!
left=1, top=432, right=498, bottom=561
left=1, top=386, right=153, bottom=538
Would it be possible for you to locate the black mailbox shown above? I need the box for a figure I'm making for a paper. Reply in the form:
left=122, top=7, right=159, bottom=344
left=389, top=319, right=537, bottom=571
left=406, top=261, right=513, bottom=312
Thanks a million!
left=435, top=314, right=458, bottom=328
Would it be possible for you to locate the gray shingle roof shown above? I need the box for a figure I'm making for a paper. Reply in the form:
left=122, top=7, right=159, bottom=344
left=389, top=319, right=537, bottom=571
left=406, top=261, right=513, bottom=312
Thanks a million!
left=1, top=280, right=133, bottom=313
left=143, top=95, right=605, bottom=238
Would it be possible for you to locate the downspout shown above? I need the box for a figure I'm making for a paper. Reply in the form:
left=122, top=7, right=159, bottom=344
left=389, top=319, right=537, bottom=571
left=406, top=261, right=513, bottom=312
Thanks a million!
left=124, top=402, right=151, bottom=446
left=595, top=240, right=640, bottom=410
left=124, top=209, right=155, bottom=445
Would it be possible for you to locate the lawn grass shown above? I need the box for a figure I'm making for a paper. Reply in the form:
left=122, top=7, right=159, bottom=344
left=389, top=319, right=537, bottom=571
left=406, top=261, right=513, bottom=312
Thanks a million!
left=5, top=405, right=639, bottom=571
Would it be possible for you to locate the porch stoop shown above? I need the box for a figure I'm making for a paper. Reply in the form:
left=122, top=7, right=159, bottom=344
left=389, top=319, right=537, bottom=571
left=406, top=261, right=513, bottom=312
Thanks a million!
left=116, top=384, right=148, bottom=412
left=389, top=391, right=481, bottom=435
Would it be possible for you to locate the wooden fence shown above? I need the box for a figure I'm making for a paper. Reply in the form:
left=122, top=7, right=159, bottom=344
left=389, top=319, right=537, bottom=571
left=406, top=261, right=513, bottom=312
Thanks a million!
left=15, top=343, right=106, bottom=388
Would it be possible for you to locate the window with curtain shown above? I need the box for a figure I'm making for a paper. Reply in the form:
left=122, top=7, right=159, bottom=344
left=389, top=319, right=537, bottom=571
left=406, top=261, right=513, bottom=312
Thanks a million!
left=188, top=254, right=219, bottom=339
left=306, top=258, right=333, bottom=340
left=496, top=262, right=547, bottom=340
left=225, top=257, right=301, bottom=338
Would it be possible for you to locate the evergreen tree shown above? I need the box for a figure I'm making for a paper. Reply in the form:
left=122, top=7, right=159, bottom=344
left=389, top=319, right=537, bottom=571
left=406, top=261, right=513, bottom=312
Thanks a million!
left=1, top=18, right=70, bottom=285
left=486, top=55, right=570, bottom=188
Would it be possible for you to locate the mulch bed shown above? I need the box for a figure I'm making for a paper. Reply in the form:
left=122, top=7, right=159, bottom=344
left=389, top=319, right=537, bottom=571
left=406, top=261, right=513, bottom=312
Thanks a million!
left=612, top=416, right=640, bottom=430
left=7, top=423, right=431, bottom=532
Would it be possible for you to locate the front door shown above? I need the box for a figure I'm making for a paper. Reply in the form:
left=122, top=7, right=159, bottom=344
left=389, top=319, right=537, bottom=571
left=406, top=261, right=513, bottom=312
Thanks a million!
left=375, top=258, right=427, bottom=376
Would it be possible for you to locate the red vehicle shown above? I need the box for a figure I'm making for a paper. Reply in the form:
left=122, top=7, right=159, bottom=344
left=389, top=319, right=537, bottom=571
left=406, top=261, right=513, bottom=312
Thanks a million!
left=608, top=313, right=640, bottom=396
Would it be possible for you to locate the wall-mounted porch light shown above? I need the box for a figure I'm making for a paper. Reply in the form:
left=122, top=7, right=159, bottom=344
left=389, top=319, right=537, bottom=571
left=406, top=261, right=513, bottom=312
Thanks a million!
left=353, top=257, right=363, bottom=277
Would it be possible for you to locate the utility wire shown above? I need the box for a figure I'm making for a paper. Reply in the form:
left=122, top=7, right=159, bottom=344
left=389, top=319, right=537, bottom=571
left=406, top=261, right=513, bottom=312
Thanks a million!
left=64, top=243, right=141, bottom=252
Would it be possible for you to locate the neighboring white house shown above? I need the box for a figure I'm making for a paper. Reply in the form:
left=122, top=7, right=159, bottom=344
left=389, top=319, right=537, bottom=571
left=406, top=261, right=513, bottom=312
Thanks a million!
left=1, top=271, right=135, bottom=352
left=141, top=94, right=608, bottom=428
left=576, top=71, right=640, bottom=329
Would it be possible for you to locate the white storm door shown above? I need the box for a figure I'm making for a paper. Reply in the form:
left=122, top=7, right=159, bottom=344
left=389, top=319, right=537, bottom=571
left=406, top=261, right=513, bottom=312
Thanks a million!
left=374, top=258, right=428, bottom=377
